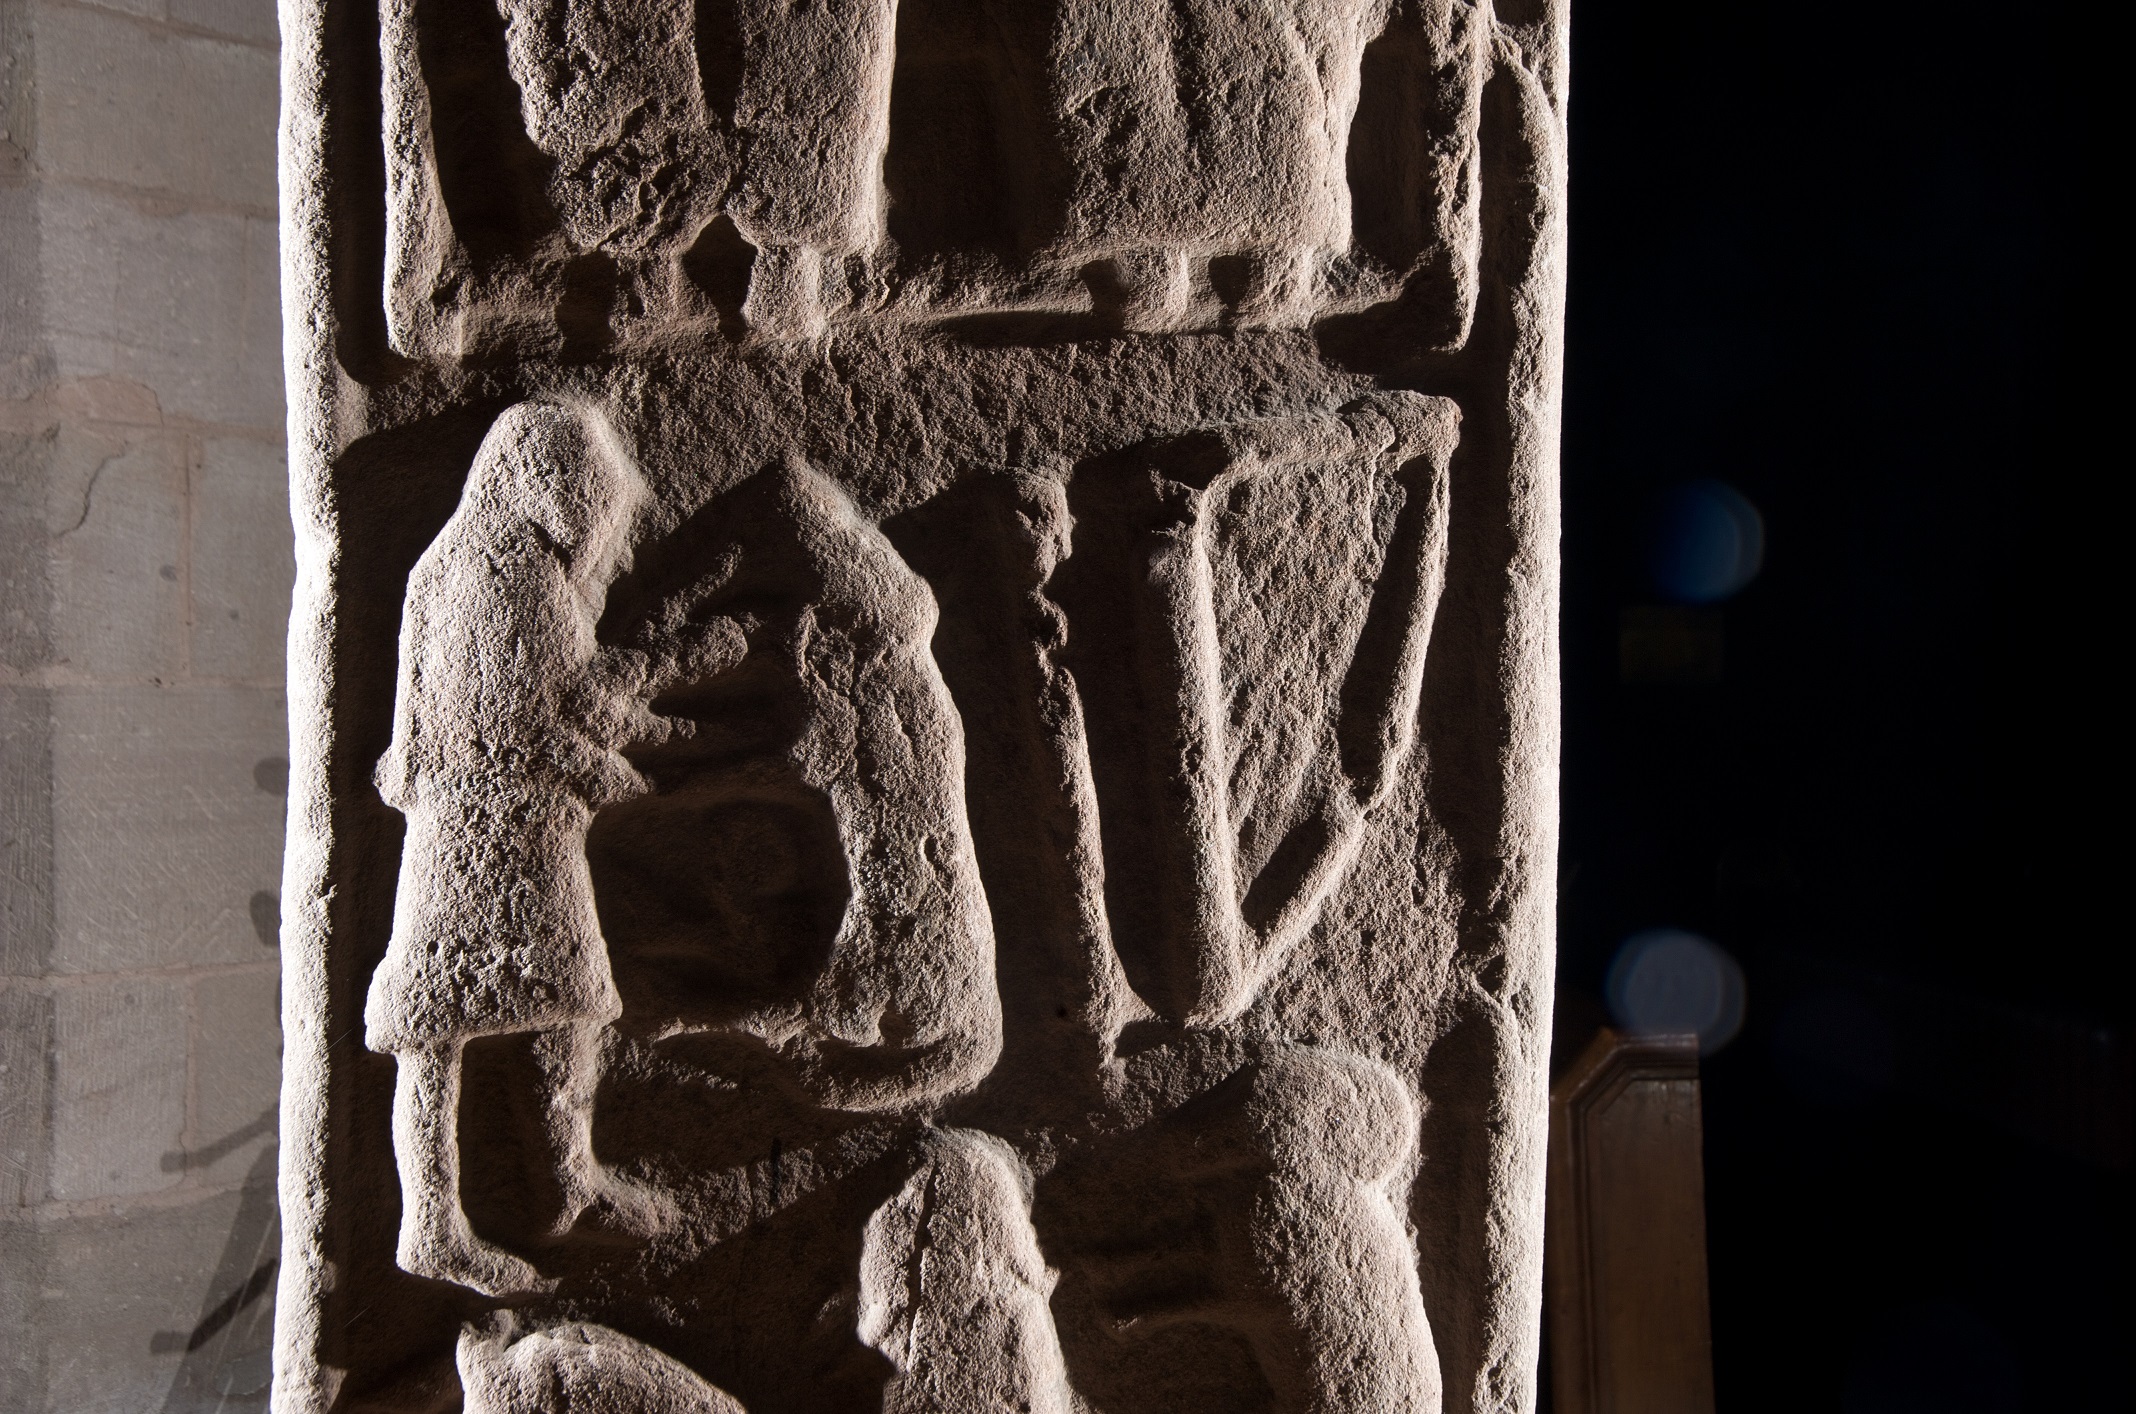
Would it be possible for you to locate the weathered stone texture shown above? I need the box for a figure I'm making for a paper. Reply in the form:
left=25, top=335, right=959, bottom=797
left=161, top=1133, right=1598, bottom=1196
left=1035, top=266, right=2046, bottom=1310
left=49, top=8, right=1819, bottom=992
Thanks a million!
left=280, top=1, right=1567, bottom=1411
left=47, top=972, right=192, bottom=1200
left=31, top=4, right=277, bottom=205
left=34, top=186, right=284, bottom=426
left=191, top=437, right=296, bottom=678
left=1, top=0, right=289, bottom=1408
left=49, top=684, right=288, bottom=974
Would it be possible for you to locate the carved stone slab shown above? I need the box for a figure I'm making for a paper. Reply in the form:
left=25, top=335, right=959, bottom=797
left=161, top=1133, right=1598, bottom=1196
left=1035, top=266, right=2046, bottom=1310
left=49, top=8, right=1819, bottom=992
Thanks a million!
left=275, top=3, right=1567, bottom=1410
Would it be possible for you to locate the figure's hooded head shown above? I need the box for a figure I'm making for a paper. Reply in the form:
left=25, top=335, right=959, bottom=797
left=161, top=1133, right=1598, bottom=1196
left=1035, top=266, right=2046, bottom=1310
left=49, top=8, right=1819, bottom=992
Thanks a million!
left=469, top=401, right=641, bottom=572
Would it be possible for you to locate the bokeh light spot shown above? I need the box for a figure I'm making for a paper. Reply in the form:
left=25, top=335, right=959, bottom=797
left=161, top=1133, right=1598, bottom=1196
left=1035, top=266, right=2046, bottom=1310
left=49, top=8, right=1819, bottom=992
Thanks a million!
left=1645, top=479, right=1765, bottom=603
left=1605, top=928, right=1747, bottom=1055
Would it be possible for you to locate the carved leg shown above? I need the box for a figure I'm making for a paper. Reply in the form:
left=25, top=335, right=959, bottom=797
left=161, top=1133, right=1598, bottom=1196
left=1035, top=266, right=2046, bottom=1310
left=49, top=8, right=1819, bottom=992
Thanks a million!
left=1108, top=249, right=1192, bottom=333
left=860, top=1130, right=1082, bottom=1414
left=389, top=1042, right=554, bottom=1298
left=1230, top=247, right=1318, bottom=329
left=528, top=1023, right=669, bottom=1243
left=742, top=243, right=832, bottom=339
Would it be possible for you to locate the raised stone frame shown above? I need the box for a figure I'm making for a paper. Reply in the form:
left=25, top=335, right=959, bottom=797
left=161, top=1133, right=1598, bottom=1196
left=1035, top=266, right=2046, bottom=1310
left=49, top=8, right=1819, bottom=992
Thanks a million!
left=275, top=2, right=1568, bottom=1410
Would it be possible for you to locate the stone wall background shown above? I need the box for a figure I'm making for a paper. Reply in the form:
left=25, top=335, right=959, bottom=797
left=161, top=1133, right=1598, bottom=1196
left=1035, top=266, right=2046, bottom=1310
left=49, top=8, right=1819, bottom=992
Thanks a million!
left=0, top=0, right=288, bottom=1408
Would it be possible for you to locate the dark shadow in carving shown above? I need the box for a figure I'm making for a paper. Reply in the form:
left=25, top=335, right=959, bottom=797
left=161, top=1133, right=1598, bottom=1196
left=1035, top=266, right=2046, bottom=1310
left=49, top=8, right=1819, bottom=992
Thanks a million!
left=1410, top=1008, right=1496, bottom=1414
left=590, top=781, right=850, bottom=1026
left=883, top=0, right=1051, bottom=264
left=459, top=1033, right=578, bottom=1253
left=1237, top=811, right=1332, bottom=935
left=694, top=0, right=745, bottom=122
left=578, top=1085, right=909, bottom=1414
left=1347, top=18, right=1440, bottom=274
left=1311, top=278, right=1470, bottom=378
left=592, top=1037, right=870, bottom=1203
left=680, top=215, right=757, bottom=336
left=1204, top=253, right=1258, bottom=311
left=413, top=0, right=558, bottom=263
left=323, top=0, right=399, bottom=380
left=557, top=252, right=619, bottom=359
left=1493, top=0, right=1550, bottom=24
left=932, top=308, right=1111, bottom=349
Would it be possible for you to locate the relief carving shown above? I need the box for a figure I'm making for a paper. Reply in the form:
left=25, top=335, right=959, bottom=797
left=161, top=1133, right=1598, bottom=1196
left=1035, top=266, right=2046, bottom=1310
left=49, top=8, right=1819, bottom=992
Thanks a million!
left=460, top=1321, right=748, bottom=1413
left=281, top=0, right=1567, bottom=1408
left=594, top=456, right=1001, bottom=1112
left=1047, top=0, right=1393, bottom=330
left=382, top=0, right=1491, bottom=353
left=365, top=402, right=656, bottom=1298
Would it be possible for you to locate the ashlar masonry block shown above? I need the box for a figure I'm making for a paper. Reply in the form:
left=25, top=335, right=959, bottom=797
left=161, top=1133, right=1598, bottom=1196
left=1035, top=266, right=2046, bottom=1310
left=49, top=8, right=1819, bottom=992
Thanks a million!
left=189, top=963, right=282, bottom=1188
left=168, top=0, right=282, bottom=48
left=277, top=2, right=1569, bottom=1410
left=191, top=435, right=295, bottom=681
left=11, top=1180, right=278, bottom=1413
left=37, top=185, right=284, bottom=429
left=43, top=424, right=187, bottom=679
left=50, top=684, right=287, bottom=975
left=30, top=2, right=279, bottom=210
left=48, top=972, right=190, bottom=1200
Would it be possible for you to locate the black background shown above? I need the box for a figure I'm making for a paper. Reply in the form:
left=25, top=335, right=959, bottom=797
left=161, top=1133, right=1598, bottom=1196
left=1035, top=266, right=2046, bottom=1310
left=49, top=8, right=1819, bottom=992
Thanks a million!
left=1557, top=1, right=2123, bottom=1408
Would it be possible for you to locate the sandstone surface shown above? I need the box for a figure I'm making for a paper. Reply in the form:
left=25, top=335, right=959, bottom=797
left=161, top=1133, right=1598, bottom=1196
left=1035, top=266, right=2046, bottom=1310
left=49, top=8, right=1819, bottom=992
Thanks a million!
left=276, top=2, right=1568, bottom=1409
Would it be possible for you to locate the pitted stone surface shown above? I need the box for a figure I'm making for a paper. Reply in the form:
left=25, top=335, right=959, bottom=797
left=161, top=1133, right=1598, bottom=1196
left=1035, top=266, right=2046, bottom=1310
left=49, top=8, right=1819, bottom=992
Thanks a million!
left=277, top=3, right=1567, bottom=1409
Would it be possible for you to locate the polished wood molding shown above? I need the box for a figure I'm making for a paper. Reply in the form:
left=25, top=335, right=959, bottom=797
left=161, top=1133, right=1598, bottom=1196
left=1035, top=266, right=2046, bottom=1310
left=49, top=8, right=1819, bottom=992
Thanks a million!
left=1546, top=1029, right=1717, bottom=1414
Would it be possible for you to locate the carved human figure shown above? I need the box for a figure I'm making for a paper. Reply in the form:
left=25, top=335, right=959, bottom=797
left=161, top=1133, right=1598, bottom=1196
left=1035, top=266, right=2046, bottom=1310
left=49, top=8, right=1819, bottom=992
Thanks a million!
left=365, top=402, right=660, bottom=1298
left=859, top=1129, right=1081, bottom=1414
left=493, top=0, right=902, bottom=338
left=382, top=0, right=895, bottom=345
left=1039, top=1047, right=1440, bottom=1414
left=609, top=458, right=1003, bottom=1109
left=490, top=0, right=721, bottom=254
left=1051, top=0, right=1394, bottom=328
left=502, top=0, right=898, bottom=338
left=711, top=0, right=899, bottom=338
left=493, top=0, right=897, bottom=337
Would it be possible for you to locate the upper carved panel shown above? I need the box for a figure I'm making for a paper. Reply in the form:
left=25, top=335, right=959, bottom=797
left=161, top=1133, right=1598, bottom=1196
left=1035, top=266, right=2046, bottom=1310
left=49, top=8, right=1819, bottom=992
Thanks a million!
left=381, top=0, right=1488, bottom=358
